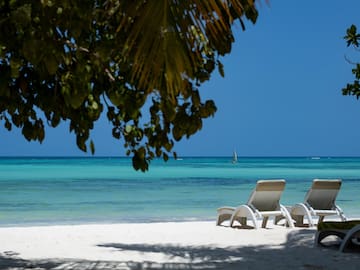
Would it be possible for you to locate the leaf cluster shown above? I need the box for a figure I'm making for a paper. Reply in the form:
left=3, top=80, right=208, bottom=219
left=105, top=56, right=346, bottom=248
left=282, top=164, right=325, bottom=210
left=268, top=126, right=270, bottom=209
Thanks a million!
left=342, top=24, right=360, bottom=99
left=0, top=0, right=258, bottom=171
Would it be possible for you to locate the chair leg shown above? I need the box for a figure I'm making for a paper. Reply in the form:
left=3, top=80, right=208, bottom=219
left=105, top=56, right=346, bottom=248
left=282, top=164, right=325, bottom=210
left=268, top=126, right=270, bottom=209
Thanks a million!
left=293, top=215, right=304, bottom=227
left=239, top=217, right=247, bottom=226
left=261, top=216, right=269, bottom=228
left=230, top=205, right=259, bottom=229
left=274, top=215, right=283, bottom=225
left=314, top=231, right=320, bottom=246
left=335, top=205, right=347, bottom=221
left=217, top=213, right=232, bottom=226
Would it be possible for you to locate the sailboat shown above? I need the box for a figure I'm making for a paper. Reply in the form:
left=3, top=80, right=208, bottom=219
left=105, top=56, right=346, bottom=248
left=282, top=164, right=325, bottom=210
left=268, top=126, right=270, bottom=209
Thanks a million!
left=232, top=150, right=238, bottom=163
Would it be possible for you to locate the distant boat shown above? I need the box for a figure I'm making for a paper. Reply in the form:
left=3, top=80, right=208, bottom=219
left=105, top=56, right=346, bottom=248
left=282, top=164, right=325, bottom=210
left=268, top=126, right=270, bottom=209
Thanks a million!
left=232, top=150, right=238, bottom=163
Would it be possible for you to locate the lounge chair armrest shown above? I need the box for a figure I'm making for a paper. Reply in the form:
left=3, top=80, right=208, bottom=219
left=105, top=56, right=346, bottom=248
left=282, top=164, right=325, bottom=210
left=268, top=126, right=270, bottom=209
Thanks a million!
left=280, top=204, right=295, bottom=228
left=216, top=206, right=236, bottom=226
left=340, top=224, right=360, bottom=252
left=230, top=204, right=259, bottom=229
left=304, top=202, right=316, bottom=216
left=248, top=203, right=262, bottom=218
left=217, top=206, right=235, bottom=212
left=291, top=203, right=315, bottom=227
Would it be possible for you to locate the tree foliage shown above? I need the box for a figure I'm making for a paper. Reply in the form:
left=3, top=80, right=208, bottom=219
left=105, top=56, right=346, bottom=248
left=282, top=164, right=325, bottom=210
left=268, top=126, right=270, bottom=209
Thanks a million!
left=0, top=0, right=258, bottom=171
left=343, top=24, right=360, bottom=99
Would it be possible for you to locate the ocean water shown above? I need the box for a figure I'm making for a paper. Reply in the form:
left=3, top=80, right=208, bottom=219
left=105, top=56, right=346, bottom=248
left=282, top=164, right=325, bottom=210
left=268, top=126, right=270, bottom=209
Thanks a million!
left=0, top=156, right=359, bottom=226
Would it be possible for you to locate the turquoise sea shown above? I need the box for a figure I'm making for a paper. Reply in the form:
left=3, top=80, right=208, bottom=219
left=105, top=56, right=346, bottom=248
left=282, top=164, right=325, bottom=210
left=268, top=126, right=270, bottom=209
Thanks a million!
left=0, top=157, right=359, bottom=226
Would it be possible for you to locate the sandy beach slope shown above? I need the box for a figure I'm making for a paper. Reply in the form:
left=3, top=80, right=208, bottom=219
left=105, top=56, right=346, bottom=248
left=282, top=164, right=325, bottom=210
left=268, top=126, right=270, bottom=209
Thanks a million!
left=0, top=221, right=359, bottom=269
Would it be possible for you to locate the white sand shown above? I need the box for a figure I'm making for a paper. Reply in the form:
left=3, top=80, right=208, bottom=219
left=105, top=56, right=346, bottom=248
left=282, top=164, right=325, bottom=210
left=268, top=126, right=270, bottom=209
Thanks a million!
left=0, top=221, right=359, bottom=269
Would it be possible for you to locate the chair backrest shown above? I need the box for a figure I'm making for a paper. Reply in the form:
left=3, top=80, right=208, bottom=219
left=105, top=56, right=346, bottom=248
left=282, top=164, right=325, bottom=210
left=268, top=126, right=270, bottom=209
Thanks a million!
left=304, top=179, right=342, bottom=210
left=247, top=180, right=286, bottom=211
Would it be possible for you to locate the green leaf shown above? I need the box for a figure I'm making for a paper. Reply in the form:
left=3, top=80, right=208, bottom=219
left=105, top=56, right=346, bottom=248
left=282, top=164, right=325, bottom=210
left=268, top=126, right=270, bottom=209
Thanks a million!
left=125, top=125, right=132, bottom=134
left=22, top=121, right=34, bottom=141
left=76, top=136, right=87, bottom=152
left=10, top=59, right=21, bottom=78
left=44, top=55, right=58, bottom=75
left=217, top=60, right=225, bottom=77
left=90, top=140, right=95, bottom=155
left=4, top=119, right=12, bottom=131
left=345, top=24, right=360, bottom=47
left=11, top=4, right=32, bottom=27
left=112, top=127, right=121, bottom=139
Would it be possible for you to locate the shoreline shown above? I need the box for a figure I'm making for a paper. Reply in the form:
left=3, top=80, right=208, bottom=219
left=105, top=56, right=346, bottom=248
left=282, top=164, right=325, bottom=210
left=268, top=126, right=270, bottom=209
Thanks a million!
left=0, top=217, right=216, bottom=228
left=1, top=212, right=359, bottom=229
left=0, top=221, right=359, bottom=269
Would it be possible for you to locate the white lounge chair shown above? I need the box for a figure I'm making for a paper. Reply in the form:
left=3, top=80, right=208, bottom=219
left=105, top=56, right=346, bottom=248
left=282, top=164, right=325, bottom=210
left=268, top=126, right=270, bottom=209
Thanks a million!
left=315, top=220, right=360, bottom=252
left=216, top=179, right=294, bottom=229
left=290, top=179, right=346, bottom=227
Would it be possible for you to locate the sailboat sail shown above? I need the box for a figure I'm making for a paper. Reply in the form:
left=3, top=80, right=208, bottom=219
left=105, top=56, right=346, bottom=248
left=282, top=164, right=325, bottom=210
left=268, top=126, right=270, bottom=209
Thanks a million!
left=232, top=150, right=238, bottom=163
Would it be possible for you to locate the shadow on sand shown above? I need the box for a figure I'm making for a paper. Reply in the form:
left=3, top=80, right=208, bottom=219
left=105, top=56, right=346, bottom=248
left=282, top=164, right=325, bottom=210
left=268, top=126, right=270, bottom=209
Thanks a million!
left=0, top=229, right=359, bottom=270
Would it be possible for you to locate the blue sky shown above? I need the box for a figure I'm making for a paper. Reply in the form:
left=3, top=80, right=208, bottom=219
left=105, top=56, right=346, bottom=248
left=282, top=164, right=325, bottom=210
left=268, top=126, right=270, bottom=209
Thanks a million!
left=1, top=1, right=360, bottom=157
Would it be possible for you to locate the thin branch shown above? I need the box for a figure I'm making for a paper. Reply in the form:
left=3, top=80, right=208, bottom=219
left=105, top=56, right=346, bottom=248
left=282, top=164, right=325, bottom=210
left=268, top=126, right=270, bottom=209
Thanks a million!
left=104, top=68, right=115, bottom=82
left=344, top=54, right=358, bottom=65
left=64, top=40, right=115, bottom=82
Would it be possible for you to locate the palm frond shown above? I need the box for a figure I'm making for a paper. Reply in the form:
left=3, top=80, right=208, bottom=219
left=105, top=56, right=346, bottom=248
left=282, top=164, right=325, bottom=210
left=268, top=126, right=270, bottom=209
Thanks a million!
left=116, top=0, right=257, bottom=102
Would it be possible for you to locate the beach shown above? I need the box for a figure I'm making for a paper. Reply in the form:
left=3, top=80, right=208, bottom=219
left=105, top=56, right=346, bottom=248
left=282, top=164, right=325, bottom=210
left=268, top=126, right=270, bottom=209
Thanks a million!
left=0, top=221, right=359, bottom=269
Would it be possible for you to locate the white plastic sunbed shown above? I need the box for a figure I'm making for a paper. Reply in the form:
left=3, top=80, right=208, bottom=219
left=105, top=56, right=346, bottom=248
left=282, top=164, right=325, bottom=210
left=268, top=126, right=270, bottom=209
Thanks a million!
left=216, top=179, right=294, bottom=229
left=290, top=179, right=346, bottom=227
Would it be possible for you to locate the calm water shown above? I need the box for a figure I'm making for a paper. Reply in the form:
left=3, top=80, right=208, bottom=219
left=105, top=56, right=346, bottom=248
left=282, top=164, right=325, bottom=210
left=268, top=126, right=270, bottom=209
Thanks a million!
left=0, top=156, right=359, bottom=226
